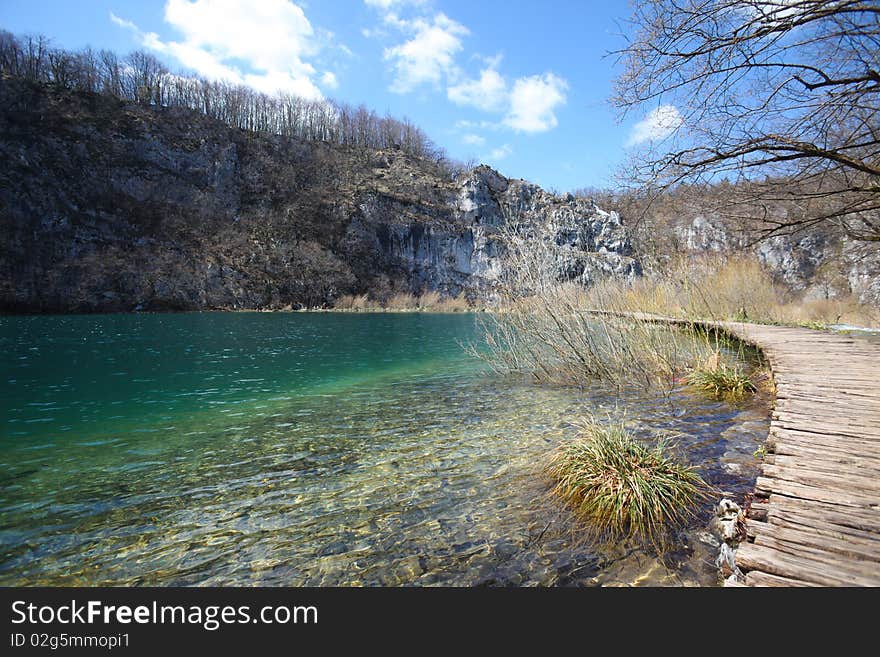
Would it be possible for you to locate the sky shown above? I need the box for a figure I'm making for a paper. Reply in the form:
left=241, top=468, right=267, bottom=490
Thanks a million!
left=0, top=0, right=680, bottom=192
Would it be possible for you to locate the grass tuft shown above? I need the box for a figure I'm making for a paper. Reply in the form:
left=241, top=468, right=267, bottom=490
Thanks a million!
left=546, top=416, right=712, bottom=550
left=685, top=351, right=757, bottom=400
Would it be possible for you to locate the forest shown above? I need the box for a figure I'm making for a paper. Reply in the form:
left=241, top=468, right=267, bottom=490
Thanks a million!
left=0, top=30, right=465, bottom=174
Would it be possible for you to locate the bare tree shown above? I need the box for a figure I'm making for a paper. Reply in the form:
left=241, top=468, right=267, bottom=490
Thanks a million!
left=125, top=51, right=167, bottom=105
left=613, top=0, right=880, bottom=241
left=0, top=30, right=451, bottom=175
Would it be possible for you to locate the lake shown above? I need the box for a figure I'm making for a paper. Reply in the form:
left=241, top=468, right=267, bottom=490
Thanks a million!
left=0, top=312, right=768, bottom=586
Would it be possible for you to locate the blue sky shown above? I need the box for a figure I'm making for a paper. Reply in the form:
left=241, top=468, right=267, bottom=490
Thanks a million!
left=0, top=0, right=677, bottom=192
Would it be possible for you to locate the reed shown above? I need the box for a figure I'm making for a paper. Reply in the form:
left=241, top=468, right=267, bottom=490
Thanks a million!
left=334, top=293, right=371, bottom=310
left=476, top=284, right=724, bottom=388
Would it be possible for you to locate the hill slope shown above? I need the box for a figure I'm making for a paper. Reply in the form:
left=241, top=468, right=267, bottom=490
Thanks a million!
left=0, top=78, right=637, bottom=312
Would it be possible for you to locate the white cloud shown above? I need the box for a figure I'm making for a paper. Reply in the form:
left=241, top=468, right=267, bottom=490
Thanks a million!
left=502, top=73, right=568, bottom=133
left=487, top=144, right=513, bottom=160
left=448, top=66, right=507, bottom=112
left=112, top=0, right=326, bottom=99
left=626, top=105, right=683, bottom=146
left=479, top=53, right=504, bottom=70
left=455, top=119, right=498, bottom=130
left=462, top=133, right=485, bottom=146
left=383, top=13, right=468, bottom=93
left=744, top=0, right=802, bottom=23
left=367, top=4, right=568, bottom=136
left=320, top=71, right=339, bottom=89
left=109, top=12, right=138, bottom=31
left=365, top=0, right=425, bottom=8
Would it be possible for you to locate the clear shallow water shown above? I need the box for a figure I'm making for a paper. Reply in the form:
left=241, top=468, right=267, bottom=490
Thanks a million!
left=0, top=312, right=768, bottom=586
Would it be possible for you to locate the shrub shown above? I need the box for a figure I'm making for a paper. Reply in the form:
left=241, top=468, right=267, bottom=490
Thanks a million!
left=383, top=292, right=420, bottom=310
left=476, top=284, right=721, bottom=388
left=585, top=254, right=878, bottom=328
left=547, top=416, right=712, bottom=549
left=383, top=290, right=473, bottom=311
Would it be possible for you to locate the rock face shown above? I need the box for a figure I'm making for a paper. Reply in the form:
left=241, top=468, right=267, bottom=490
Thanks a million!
left=0, top=79, right=636, bottom=312
left=368, top=167, right=640, bottom=298
left=677, top=214, right=880, bottom=307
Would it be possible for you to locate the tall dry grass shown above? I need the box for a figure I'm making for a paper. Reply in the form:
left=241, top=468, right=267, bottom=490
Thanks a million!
left=334, top=293, right=371, bottom=310
left=334, top=291, right=472, bottom=312
left=586, top=254, right=878, bottom=328
left=380, top=290, right=472, bottom=311
left=472, top=221, right=753, bottom=390
left=476, top=284, right=730, bottom=388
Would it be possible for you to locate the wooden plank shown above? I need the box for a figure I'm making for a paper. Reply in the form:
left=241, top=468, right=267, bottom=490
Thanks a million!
left=769, top=495, right=880, bottom=532
left=772, top=420, right=880, bottom=440
left=761, top=463, right=880, bottom=493
left=775, top=397, right=880, bottom=414
left=751, top=533, right=880, bottom=582
left=769, top=381, right=880, bottom=397
left=769, top=438, right=880, bottom=465
left=753, top=519, right=880, bottom=562
left=735, top=542, right=880, bottom=586
left=773, top=411, right=880, bottom=429
left=746, top=519, right=770, bottom=538
left=770, top=453, right=880, bottom=476
left=746, top=504, right=769, bottom=521
left=767, top=508, right=880, bottom=547
left=769, top=431, right=880, bottom=458
left=755, top=477, right=876, bottom=507
left=745, top=571, right=821, bottom=587
left=772, top=417, right=877, bottom=440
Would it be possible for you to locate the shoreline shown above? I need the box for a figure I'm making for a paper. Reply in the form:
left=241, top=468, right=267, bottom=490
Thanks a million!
left=4, top=306, right=879, bottom=332
left=0, top=306, right=488, bottom=318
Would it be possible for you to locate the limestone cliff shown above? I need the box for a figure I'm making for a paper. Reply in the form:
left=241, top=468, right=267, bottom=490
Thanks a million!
left=676, top=215, right=880, bottom=306
left=0, top=78, right=636, bottom=312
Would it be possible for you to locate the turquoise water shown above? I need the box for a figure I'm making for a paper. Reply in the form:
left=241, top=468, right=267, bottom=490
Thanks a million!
left=0, top=312, right=768, bottom=586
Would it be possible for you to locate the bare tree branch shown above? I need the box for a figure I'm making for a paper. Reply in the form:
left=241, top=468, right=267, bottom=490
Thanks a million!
left=613, top=0, right=880, bottom=241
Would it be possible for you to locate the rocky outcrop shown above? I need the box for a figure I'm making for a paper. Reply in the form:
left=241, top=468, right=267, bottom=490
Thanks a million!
left=0, top=79, right=635, bottom=312
left=677, top=214, right=880, bottom=306
left=362, top=167, right=639, bottom=298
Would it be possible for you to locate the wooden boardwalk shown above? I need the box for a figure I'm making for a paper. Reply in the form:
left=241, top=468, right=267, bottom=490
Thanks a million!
left=715, top=322, right=880, bottom=586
